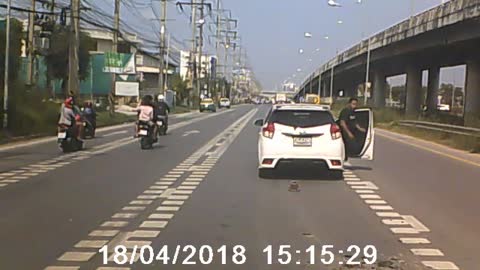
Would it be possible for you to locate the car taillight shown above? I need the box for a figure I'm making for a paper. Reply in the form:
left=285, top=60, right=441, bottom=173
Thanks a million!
left=262, top=122, right=275, bottom=139
left=330, top=124, right=342, bottom=140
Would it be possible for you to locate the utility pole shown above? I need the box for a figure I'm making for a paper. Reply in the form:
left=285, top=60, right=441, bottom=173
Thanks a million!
left=214, top=0, right=222, bottom=98
left=109, top=0, right=120, bottom=115
left=223, top=44, right=229, bottom=98
left=189, top=0, right=198, bottom=107
left=26, top=0, right=36, bottom=86
left=164, top=33, right=171, bottom=90
left=197, top=0, right=205, bottom=99
left=158, top=0, right=167, bottom=95
left=3, top=0, right=12, bottom=129
left=68, top=0, right=80, bottom=96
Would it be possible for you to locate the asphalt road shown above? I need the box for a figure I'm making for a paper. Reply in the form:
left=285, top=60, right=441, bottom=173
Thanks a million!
left=0, top=104, right=478, bottom=270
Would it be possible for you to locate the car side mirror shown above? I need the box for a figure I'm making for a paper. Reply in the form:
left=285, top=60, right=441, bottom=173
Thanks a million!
left=254, top=119, right=264, bottom=126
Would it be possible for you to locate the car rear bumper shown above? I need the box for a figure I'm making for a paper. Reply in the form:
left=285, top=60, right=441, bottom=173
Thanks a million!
left=258, top=156, right=344, bottom=170
left=200, top=105, right=215, bottom=110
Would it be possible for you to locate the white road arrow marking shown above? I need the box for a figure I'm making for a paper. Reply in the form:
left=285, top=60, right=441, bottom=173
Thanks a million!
left=182, top=130, right=200, bottom=137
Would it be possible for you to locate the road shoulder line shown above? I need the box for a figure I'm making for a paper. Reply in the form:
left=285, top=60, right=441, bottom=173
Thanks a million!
left=376, top=128, right=480, bottom=168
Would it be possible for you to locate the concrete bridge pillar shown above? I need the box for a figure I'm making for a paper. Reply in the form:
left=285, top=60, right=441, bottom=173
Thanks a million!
left=426, top=66, right=440, bottom=113
left=465, top=61, right=480, bottom=126
left=322, top=80, right=328, bottom=97
left=373, top=71, right=386, bottom=108
left=406, top=66, right=423, bottom=115
left=316, top=78, right=322, bottom=96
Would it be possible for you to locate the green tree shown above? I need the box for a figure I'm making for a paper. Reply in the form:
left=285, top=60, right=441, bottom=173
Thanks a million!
left=170, top=74, right=188, bottom=105
left=44, top=25, right=94, bottom=95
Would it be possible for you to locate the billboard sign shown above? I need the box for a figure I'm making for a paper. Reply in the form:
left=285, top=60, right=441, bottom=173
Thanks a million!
left=104, top=52, right=136, bottom=74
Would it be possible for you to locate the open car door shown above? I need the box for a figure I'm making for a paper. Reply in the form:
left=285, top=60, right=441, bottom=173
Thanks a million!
left=346, top=108, right=375, bottom=160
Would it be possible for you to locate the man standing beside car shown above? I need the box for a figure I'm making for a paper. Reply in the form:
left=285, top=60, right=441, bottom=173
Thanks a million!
left=339, top=98, right=367, bottom=158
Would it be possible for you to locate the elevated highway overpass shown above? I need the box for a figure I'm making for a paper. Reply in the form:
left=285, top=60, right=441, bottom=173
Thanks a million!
left=297, top=0, right=480, bottom=125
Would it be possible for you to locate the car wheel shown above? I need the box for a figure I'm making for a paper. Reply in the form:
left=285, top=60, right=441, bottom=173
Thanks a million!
left=329, top=170, right=344, bottom=180
left=258, top=168, right=274, bottom=179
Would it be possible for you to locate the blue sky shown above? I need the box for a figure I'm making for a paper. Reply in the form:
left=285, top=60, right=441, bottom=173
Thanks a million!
left=130, top=0, right=448, bottom=89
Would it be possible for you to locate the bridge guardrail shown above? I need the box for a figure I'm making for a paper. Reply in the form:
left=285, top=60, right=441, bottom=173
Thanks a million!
left=398, top=120, right=480, bottom=138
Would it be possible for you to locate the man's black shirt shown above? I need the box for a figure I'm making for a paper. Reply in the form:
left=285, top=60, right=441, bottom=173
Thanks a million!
left=155, top=101, right=170, bottom=116
left=339, top=107, right=357, bottom=134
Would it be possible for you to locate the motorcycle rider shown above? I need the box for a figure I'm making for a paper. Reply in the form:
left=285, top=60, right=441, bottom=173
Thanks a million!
left=155, top=94, right=170, bottom=131
left=58, top=96, right=83, bottom=141
left=83, top=101, right=97, bottom=132
left=134, top=95, right=156, bottom=140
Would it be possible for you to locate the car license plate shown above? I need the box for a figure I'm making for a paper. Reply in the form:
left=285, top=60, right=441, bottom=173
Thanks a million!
left=57, top=132, right=67, bottom=139
left=138, top=129, right=148, bottom=136
left=293, top=137, right=312, bottom=147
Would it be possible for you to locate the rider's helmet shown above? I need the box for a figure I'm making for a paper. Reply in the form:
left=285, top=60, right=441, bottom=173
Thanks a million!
left=65, top=96, right=75, bottom=108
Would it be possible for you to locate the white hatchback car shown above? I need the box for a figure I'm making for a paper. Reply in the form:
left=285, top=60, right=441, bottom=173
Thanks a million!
left=255, top=104, right=374, bottom=179
left=219, top=98, right=231, bottom=109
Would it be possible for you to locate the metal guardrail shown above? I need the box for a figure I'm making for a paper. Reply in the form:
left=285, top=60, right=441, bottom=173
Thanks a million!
left=398, top=120, right=480, bottom=137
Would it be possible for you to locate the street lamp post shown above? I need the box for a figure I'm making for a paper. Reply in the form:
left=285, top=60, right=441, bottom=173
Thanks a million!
left=364, top=37, right=371, bottom=105
left=329, top=63, right=334, bottom=105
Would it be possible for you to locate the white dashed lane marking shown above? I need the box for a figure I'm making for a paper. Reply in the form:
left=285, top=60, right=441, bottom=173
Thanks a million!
left=156, top=206, right=180, bottom=211
left=411, top=248, right=444, bottom=256
left=74, top=240, right=109, bottom=249
left=422, top=261, right=459, bottom=270
left=139, top=221, right=168, bottom=229
left=58, top=251, right=96, bottom=262
left=400, top=238, right=431, bottom=244
left=89, top=230, right=119, bottom=237
left=343, top=169, right=459, bottom=269
left=148, top=213, right=174, bottom=219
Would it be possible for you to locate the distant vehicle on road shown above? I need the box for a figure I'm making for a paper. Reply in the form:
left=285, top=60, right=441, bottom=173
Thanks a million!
left=275, top=93, right=287, bottom=104
left=200, top=98, right=217, bottom=113
left=254, top=104, right=374, bottom=179
left=219, top=98, right=231, bottom=109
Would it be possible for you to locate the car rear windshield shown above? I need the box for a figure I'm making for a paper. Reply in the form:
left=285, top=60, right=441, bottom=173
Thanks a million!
left=268, top=110, right=334, bottom=128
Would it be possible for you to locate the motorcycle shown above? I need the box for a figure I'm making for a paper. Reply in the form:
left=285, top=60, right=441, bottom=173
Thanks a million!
left=157, top=116, right=168, bottom=136
left=57, top=125, right=84, bottom=153
left=82, top=118, right=96, bottom=139
left=137, top=121, right=156, bottom=149
left=80, top=107, right=96, bottom=139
